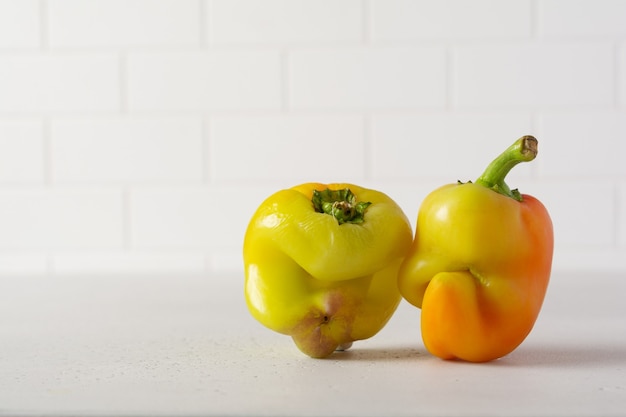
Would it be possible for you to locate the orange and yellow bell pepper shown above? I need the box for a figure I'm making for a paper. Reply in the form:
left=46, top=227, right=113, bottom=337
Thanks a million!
left=398, top=136, right=553, bottom=362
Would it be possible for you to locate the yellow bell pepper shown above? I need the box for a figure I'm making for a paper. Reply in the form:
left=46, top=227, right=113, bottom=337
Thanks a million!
left=244, top=183, right=413, bottom=358
left=398, top=136, right=554, bottom=362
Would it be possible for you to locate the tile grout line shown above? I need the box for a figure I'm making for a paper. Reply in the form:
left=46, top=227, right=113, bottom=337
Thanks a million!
left=529, top=112, right=538, bottom=181
left=39, top=0, right=49, bottom=50
left=40, top=0, right=51, bottom=186
left=42, top=117, right=52, bottom=186
left=614, top=41, right=622, bottom=109
left=202, top=116, right=211, bottom=184
left=119, top=51, right=128, bottom=113
left=361, top=0, right=370, bottom=44
left=362, top=114, right=372, bottom=181
left=199, top=0, right=208, bottom=47
left=445, top=43, right=454, bottom=111
left=39, top=0, right=52, bottom=276
left=530, top=0, right=539, bottom=40
left=280, top=48, right=290, bottom=112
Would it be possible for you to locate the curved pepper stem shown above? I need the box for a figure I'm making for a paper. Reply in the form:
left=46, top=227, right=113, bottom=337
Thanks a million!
left=475, top=135, right=538, bottom=202
left=312, top=188, right=371, bottom=225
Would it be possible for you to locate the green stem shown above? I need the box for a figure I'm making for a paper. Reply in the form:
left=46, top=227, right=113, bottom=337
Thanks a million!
left=312, top=188, right=371, bottom=225
left=475, top=135, right=538, bottom=202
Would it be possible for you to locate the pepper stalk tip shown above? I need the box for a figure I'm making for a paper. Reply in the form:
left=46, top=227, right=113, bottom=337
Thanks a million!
left=519, top=135, right=538, bottom=161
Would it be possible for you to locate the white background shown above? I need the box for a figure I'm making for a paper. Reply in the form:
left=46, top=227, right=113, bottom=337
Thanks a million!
left=0, top=0, right=625, bottom=276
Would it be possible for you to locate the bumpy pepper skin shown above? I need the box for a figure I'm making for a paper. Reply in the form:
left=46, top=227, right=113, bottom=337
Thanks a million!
left=244, top=183, right=413, bottom=358
left=398, top=136, right=553, bottom=362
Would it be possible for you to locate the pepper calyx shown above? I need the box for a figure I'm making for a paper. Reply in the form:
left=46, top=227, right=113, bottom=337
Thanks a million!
left=312, top=188, right=372, bottom=225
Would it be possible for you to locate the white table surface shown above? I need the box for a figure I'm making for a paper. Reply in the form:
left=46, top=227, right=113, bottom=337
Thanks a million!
left=1, top=271, right=625, bottom=416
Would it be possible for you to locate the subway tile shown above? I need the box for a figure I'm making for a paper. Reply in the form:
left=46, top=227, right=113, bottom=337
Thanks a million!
left=208, top=0, right=362, bottom=44
left=0, top=253, right=48, bottom=275
left=0, top=0, right=40, bottom=48
left=0, top=188, right=124, bottom=249
left=127, top=51, right=281, bottom=112
left=370, top=113, right=533, bottom=182
left=366, top=180, right=441, bottom=229
left=552, top=248, right=626, bottom=273
left=130, top=186, right=276, bottom=251
left=289, top=46, right=446, bottom=110
left=454, top=43, right=614, bottom=108
left=536, top=112, right=626, bottom=178
left=524, top=180, right=615, bottom=247
left=52, top=251, right=207, bottom=274
left=538, top=0, right=626, bottom=37
left=51, top=118, right=203, bottom=183
left=48, top=0, right=200, bottom=48
left=370, top=0, right=531, bottom=40
left=0, top=54, right=120, bottom=114
left=0, top=120, right=44, bottom=183
left=208, top=250, right=244, bottom=273
left=210, top=114, right=366, bottom=183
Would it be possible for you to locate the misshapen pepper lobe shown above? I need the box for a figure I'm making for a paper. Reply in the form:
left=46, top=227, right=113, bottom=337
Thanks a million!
left=398, top=136, right=554, bottom=362
left=244, top=183, right=413, bottom=358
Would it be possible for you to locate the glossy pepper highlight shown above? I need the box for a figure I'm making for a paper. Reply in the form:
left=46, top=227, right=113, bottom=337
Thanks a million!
left=398, top=136, right=553, bottom=362
left=244, top=183, right=413, bottom=358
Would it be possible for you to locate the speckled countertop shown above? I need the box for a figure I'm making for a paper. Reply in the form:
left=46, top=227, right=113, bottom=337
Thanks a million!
left=1, top=272, right=625, bottom=416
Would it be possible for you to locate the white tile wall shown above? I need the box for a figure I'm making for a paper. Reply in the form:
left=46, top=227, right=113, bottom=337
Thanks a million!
left=538, top=0, right=626, bottom=37
left=209, top=114, right=366, bottom=184
left=620, top=185, right=626, bottom=247
left=0, top=0, right=40, bottom=49
left=0, top=121, right=44, bottom=183
left=370, top=113, right=533, bottom=181
left=127, top=51, right=282, bottom=112
left=621, top=44, right=626, bottom=105
left=0, top=253, right=47, bottom=275
left=454, top=43, right=614, bottom=107
left=289, top=46, right=446, bottom=109
left=0, top=188, right=123, bottom=249
left=536, top=112, right=626, bottom=178
left=0, top=54, right=120, bottom=113
left=51, top=117, right=204, bottom=183
left=529, top=181, right=616, bottom=247
left=51, top=251, right=207, bottom=275
left=48, top=0, right=201, bottom=48
left=130, top=186, right=274, bottom=252
left=0, top=0, right=624, bottom=275
left=369, top=0, right=532, bottom=40
left=208, top=0, right=363, bottom=45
